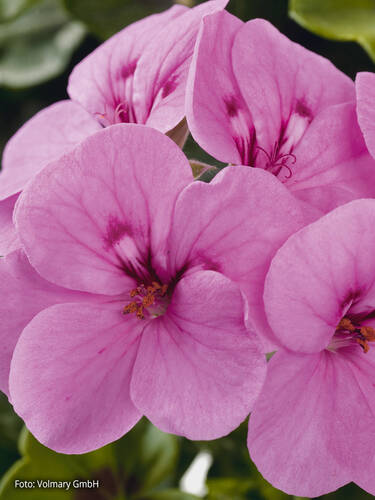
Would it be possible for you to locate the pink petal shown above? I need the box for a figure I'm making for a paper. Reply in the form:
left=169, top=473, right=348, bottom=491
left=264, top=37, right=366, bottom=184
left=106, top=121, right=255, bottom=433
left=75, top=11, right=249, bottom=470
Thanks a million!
left=348, top=346, right=375, bottom=495
left=356, top=72, right=375, bottom=160
left=186, top=10, right=247, bottom=164
left=9, top=303, right=143, bottom=453
left=232, top=19, right=354, bottom=158
left=264, top=199, right=375, bottom=353
left=289, top=101, right=375, bottom=212
left=0, top=101, right=101, bottom=200
left=133, top=0, right=229, bottom=132
left=0, top=249, right=96, bottom=396
left=0, top=195, right=20, bottom=256
left=248, top=349, right=375, bottom=497
left=15, top=124, right=193, bottom=295
left=68, top=5, right=187, bottom=127
left=131, top=270, right=266, bottom=439
left=167, top=167, right=307, bottom=351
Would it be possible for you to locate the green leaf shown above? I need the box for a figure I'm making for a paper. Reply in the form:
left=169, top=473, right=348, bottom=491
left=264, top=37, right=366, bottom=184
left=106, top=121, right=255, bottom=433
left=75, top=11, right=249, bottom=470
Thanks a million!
left=0, top=419, right=179, bottom=500
left=206, top=477, right=290, bottom=500
left=183, top=135, right=226, bottom=170
left=142, top=490, right=200, bottom=500
left=0, top=393, right=23, bottom=477
left=0, top=0, right=86, bottom=89
left=320, top=482, right=375, bottom=499
left=115, top=419, right=179, bottom=495
left=0, top=427, right=117, bottom=500
left=289, top=0, right=375, bottom=62
left=189, top=160, right=219, bottom=181
left=0, top=0, right=41, bottom=23
left=206, top=477, right=256, bottom=499
left=63, top=0, right=177, bottom=40
left=182, top=421, right=290, bottom=500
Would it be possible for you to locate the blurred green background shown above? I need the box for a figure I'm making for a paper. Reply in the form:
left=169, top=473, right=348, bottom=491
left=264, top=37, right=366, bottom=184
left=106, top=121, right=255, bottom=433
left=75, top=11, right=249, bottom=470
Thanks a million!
left=1, top=0, right=375, bottom=498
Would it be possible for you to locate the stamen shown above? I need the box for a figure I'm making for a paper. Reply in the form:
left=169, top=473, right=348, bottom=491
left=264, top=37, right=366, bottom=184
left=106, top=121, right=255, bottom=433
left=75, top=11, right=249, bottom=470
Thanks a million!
left=256, top=145, right=295, bottom=181
left=335, top=317, right=375, bottom=353
left=123, top=301, right=138, bottom=314
left=337, top=317, right=355, bottom=333
left=123, top=281, right=168, bottom=320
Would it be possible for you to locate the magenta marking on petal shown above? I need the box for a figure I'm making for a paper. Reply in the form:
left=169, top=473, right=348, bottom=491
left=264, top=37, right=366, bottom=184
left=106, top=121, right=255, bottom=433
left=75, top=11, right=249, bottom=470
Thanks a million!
left=120, top=59, right=137, bottom=81
left=201, top=257, right=221, bottom=274
left=224, top=95, right=240, bottom=118
left=162, top=74, right=178, bottom=99
left=295, top=99, right=312, bottom=120
left=341, top=290, right=361, bottom=312
left=234, top=128, right=257, bottom=166
left=104, top=215, right=130, bottom=248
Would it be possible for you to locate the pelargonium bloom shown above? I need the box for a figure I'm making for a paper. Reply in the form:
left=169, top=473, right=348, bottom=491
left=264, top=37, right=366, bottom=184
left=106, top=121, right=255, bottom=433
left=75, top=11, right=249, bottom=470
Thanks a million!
left=0, top=0, right=227, bottom=255
left=2, top=124, right=306, bottom=453
left=248, top=199, right=375, bottom=497
left=187, top=11, right=375, bottom=213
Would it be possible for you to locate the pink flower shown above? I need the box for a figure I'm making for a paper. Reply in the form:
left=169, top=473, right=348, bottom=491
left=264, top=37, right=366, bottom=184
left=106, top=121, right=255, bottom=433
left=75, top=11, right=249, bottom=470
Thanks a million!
left=187, top=11, right=375, bottom=214
left=0, top=0, right=227, bottom=255
left=2, top=124, right=306, bottom=453
left=248, top=200, right=375, bottom=497
left=356, top=72, right=375, bottom=161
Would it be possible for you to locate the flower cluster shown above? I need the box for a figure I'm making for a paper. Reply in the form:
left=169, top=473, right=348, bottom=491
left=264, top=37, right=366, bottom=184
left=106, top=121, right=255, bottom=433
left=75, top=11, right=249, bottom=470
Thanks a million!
left=2, top=1, right=375, bottom=497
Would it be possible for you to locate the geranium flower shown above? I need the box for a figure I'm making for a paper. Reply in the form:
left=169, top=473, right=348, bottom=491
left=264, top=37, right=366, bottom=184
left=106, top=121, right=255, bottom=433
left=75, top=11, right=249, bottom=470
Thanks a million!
left=3, top=124, right=306, bottom=453
left=0, top=0, right=227, bottom=255
left=248, top=199, right=375, bottom=497
left=187, top=11, right=375, bottom=213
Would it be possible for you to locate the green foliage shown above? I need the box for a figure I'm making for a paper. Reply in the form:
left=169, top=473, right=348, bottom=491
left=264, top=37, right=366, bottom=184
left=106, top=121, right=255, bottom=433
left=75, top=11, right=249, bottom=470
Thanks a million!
left=0, top=394, right=22, bottom=477
left=0, top=0, right=41, bottom=23
left=143, top=491, right=200, bottom=500
left=0, top=0, right=86, bottom=89
left=321, top=483, right=374, bottom=500
left=206, top=477, right=290, bottom=500
left=289, top=0, right=375, bottom=62
left=63, top=0, right=177, bottom=40
left=178, top=421, right=290, bottom=500
left=0, top=419, right=184, bottom=500
left=228, top=0, right=287, bottom=28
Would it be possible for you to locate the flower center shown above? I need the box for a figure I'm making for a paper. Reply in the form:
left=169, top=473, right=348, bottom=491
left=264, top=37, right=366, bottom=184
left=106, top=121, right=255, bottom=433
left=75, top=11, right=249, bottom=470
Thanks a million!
left=122, top=281, right=169, bottom=320
left=330, top=317, right=375, bottom=353
left=256, top=142, right=296, bottom=180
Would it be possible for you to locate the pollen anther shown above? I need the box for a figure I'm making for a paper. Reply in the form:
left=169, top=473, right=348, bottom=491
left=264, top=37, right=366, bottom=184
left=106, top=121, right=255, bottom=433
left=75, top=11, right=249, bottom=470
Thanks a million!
left=123, top=281, right=168, bottom=320
left=336, top=317, right=375, bottom=353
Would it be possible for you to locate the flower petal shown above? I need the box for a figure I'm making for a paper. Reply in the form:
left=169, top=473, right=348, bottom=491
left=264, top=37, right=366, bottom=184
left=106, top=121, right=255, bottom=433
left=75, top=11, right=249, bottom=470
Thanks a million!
left=264, top=199, right=375, bottom=353
left=0, top=100, right=101, bottom=200
left=356, top=72, right=375, bottom=160
left=9, top=302, right=143, bottom=453
left=68, top=5, right=187, bottom=127
left=232, top=19, right=354, bottom=156
left=289, top=101, right=375, bottom=212
left=186, top=10, right=247, bottom=164
left=133, top=0, right=229, bottom=132
left=0, top=249, right=96, bottom=395
left=247, top=349, right=375, bottom=497
left=0, top=195, right=20, bottom=256
left=167, top=167, right=307, bottom=351
left=15, top=124, right=193, bottom=295
left=131, top=270, right=266, bottom=439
